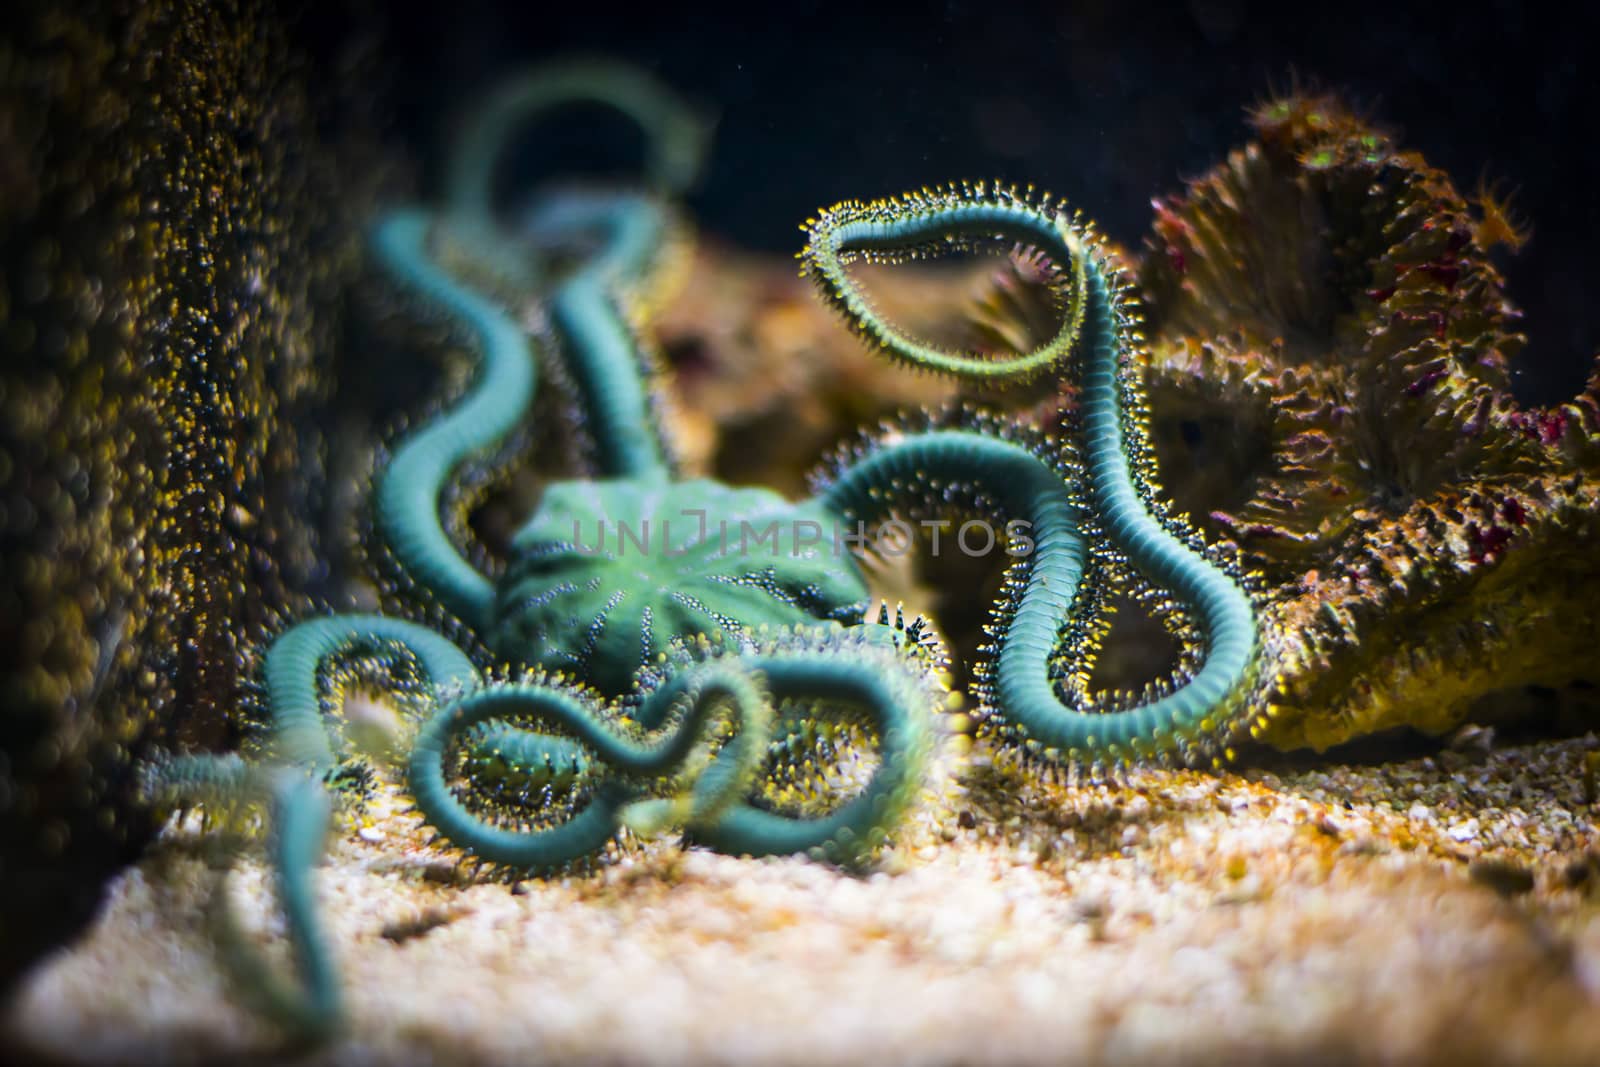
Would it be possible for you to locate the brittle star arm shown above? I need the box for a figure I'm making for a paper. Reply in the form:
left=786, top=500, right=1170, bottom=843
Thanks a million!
left=805, top=186, right=1260, bottom=765
left=446, top=58, right=712, bottom=214
left=680, top=632, right=940, bottom=868
left=140, top=614, right=482, bottom=1039
left=519, top=191, right=678, bottom=479
left=141, top=757, right=339, bottom=1039
left=370, top=213, right=536, bottom=631
left=371, top=189, right=682, bottom=620
left=406, top=658, right=774, bottom=872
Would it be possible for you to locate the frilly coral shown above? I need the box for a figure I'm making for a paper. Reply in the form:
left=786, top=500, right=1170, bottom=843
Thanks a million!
left=1142, top=93, right=1600, bottom=749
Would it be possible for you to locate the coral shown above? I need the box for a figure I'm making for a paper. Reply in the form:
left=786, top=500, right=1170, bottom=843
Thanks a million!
left=1260, top=472, right=1600, bottom=750
left=1138, top=92, right=1538, bottom=569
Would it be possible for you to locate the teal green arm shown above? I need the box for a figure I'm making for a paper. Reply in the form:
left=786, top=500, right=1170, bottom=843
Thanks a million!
left=682, top=635, right=938, bottom=869
left=370, top=211, right=538, bottom=630
left=407, top=658, right=773, bottom=871
left=263, top=613, right=481, bottom=772
left=806, top=184, right=1260, bottom=766
left=446, top=58, right=711, bottom=216
left=523, top=192, right=677, bottom=479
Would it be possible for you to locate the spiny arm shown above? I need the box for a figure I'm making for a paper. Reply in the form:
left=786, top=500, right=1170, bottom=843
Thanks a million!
left=406, top=659, right=773, bottom=872
left=681, top=632, right=941, bottom=869
left=139, top=615, right=483, bottom=1041
left=523, top=192, right=678, bottom=479
left=805, top=184, right=1260, bottom=766
left=446, top=58, right=712, bottom=216
left=263, top=613, right=481, bottom=773
left=370, top=212, right=538, bottom=630
left=137, top=759, right=340, bottom=1041
left=222, top=772, right=340, bottom=1041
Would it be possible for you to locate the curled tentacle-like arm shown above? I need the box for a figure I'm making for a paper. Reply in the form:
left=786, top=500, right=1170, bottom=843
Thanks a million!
left=801, top=190, right=1087, bottom=382
left=370, top=211, right=539, bottom=630
left=238, top=771, right=341, bottom=1040
left=446, top=58, right=712, bottom=216
left=681, top=632, right=940, bottom=868
left=380, top=64, right=705, bottom=600
left=804, top=184, right=1260, bottom=765
left=139, top=759, right=340, bottom=1041
left=407, top=659, right=773, bottom=872
left=264, top=613, right=481, bottom=773
left=1072, top=236, right=1258, bottom=758
left=522, top=192, right=677, bottom=480
left=137, top=614, right=485, bottom=1042
left=266, top=612, right=600, bottom=812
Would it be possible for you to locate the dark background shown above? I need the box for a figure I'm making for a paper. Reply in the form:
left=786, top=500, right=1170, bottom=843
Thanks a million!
left=305, top=0, right=1597, bottom=401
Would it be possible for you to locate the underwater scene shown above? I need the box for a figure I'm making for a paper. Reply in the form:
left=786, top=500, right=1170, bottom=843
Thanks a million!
left=3, top=1, right=1599, bottom=1063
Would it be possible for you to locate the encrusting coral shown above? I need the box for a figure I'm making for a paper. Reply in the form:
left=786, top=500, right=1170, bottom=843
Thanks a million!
left=1139, top=93, right=1600, bottom=751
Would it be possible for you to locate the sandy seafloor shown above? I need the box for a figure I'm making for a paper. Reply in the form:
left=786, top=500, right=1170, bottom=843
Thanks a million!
left=7, top=732, right=1600, bottom=1066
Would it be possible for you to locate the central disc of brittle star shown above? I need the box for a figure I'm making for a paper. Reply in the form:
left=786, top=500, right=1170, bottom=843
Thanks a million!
left=493, top=477, right=871, bottom=694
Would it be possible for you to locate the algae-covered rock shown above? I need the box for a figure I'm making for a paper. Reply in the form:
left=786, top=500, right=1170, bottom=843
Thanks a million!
left=0, top=0, right=369, bottom=985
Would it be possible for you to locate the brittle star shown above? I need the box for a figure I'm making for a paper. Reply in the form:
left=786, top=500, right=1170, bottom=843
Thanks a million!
left=143, top=60, right=1258, bottom=1041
